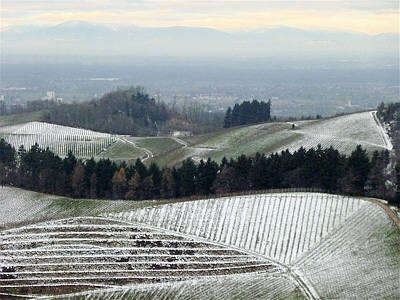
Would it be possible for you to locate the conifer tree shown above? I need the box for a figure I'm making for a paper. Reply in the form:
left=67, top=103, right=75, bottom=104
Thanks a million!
left=348, top=145, right=370, bottom=195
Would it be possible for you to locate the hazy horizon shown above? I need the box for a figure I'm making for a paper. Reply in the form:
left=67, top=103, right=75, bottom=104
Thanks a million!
left=2, top=21, right=398, bottom=65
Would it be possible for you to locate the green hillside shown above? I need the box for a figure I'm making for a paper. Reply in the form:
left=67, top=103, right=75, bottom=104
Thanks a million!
left=148, top=110, right=391, bottom=166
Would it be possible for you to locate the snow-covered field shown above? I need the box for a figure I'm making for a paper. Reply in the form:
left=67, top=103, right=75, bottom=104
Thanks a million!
left=108, top=193, right=366, bottom=265
left=178, top=110, right=392, bottom=164
left=277, top=111, right=392, bottom=154
left=104, top=193, right=399, bottom=299
left=0, top=121, right=116, bottom=158
left=1, top=191, right=398, bottom=299
left=0, top=186, right=165, bottom=229
left=0, top=217, right=293, bottom=297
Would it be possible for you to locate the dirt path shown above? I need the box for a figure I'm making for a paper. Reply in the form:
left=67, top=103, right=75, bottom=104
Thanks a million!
left=119, top=137, right=154, bottom=162
left=365, top=198, right=400, bottom=230
left=171, top=137, right=188, bottom=148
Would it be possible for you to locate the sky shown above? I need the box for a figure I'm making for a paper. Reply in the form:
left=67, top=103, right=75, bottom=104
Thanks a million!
left=1, top=0, right=399, bottom=34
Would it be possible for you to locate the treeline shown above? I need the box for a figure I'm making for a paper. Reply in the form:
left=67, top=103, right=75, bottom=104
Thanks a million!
left=377, top=102, right=400, bottom=124
left=42, top=87, right=172, bottom=136
left=224, top=99, right=271, bottom=128
left=377, top=102, right=400, bottom=157
left=1, top=139, right=398, bottom=205
left=0, top=99, right=59, bottom=116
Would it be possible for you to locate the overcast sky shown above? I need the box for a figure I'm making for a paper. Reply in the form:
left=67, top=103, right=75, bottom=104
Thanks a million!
left=1, top=0, right=398, bottom=34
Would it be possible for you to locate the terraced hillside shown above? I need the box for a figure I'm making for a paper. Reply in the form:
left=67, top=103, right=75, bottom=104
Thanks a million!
left=1, top=192, right=398, bottom=299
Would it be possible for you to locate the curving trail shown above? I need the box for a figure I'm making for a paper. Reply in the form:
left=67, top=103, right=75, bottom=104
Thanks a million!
left=119, top=137, right=154, bottom=162
left=171, top=137, right=188, bottom=148
left=365, top=197, right=400, bottom=229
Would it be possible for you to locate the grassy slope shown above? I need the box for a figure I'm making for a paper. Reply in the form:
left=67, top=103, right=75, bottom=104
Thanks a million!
left=0, top=186, right=170, bottom=230
left=96, top=140, right=145, bottom=162
left=134, top=137, right=181, bottom=157
left=0, top=111, right=388, bottom=166
left=153, top=111, right=389, bottom=166
left=149, top=146, right=201, bottom=167
left=187, top=122, right=301, bottom=162
left=0, top=111, right=45, bottom=127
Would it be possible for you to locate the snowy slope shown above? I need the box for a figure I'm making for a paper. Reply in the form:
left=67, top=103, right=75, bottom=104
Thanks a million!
left=0, top=121, right=116, bottom=158
left=1, top=191, right=398, bottom=299
left=106, top=192, right=399, bottom=299
left=108, top=193, right=365, bottom=265
left=276, top=111, right=392, bottom=154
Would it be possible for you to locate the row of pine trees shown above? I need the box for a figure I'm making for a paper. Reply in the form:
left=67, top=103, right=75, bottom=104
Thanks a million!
left=224, top=99, right=271, bottom=128
left=0, top=139, right=398, bottom=204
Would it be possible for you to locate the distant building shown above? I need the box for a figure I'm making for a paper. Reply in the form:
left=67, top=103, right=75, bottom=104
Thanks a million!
left=0, top=95, right=5, bottom=102
left=46, top=91, right=56, bottom=101
left=171, top=131, right=192, bottom=137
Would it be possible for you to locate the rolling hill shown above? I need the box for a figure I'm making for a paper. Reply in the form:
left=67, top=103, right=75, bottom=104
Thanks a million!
left=1, top=189, right=398, bottom=298
left=0, top=110, right=391, bottom=166
left=150, top=110, right=392, bottom=166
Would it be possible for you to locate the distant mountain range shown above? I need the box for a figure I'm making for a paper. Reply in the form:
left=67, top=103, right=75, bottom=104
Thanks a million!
left=2, top=21, right=398, bottom=62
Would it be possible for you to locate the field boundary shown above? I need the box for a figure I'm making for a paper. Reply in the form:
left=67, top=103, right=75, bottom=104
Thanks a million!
left=370, top=111, right=393, bottom=151
left=364, top=198, right=400, bottom=230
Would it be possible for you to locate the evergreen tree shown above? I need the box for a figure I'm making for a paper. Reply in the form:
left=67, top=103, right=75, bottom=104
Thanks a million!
left=161, top=168, right=177, bottom=199
left=63, top=150, right=77, bottom=195
left=197, top=158, right=219, bottom=195
left=135, top=158, right=147, bottom=179
left=250, top=153, right=269, bottom=189
left=138, top=176, right=155, bottom=199
left=84, top=158, right=97, bottom=196
left=224, top=99, right=271, bottom=128
left=213, top=165, right=235, bottom=194
left=320, top=147, right=344, bottom=191
left=95, top=159, right=116, bottom=198
left=149, top=163, right=162, bottom=197
left=179, top=159, right=197, bottom=197
left=367, top=151, right=387, bottom=198
left=223, top=107, right=232, bottom=128
left=0, top=139, right=16, bottom=169
left=348, top=145, right=370, bottom=195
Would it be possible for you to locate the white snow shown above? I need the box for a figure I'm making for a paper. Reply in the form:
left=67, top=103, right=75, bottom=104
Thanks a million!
left=108, top=193, right=365, bottom=265
left=0, top=121, right=116, bottom=158
left=276, top=111, right=392, bottom=154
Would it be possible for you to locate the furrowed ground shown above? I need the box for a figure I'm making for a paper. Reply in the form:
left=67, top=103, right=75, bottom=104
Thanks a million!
left=1, top=189, right=398, bottom=299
